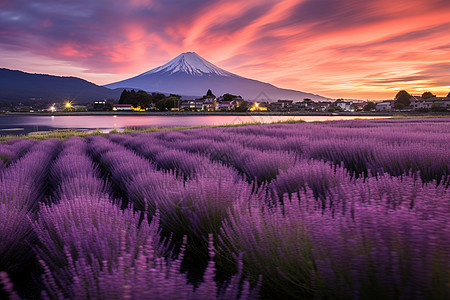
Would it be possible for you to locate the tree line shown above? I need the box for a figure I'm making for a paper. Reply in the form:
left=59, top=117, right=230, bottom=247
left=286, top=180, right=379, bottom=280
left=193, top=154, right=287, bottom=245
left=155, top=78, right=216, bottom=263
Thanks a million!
left=119, top=90, right=181, bottom=111
left=394, top=90, right=449, bottom=111
left=118, top=89, right=250, bottom=111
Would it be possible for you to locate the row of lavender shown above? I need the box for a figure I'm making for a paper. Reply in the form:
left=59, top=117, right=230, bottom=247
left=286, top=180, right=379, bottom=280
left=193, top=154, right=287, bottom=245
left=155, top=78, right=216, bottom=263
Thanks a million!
left=113, top=118, right=449, bottom=299
left=0, top=135, right=256, bottom=299
left=147, top=118, right=449, bottom=183
left=1, top=118, right=449, bottom=299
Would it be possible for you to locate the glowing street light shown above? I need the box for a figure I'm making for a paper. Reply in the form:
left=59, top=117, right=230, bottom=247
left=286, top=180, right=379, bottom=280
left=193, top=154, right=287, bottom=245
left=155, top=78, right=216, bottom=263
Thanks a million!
left=50, top=106, right=56, bottom=112
left=249, top=102, right=267, bottom=111
left=64, top=101, right=73, bottom=109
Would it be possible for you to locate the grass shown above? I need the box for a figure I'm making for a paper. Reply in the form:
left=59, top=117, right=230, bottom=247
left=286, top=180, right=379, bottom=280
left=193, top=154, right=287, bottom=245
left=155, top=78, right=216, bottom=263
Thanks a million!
left=6, top=114, right=449, bottom=142
left=0, top=118, right=306, bottom=142
left=5, top=114, right=449, bottom=142
left=390, top=114, right=450, bottom=119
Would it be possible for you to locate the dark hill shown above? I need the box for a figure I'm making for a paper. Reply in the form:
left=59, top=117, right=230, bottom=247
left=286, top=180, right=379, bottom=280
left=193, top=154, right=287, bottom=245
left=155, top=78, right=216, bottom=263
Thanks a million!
left=0, top=68, right=121, bottom=103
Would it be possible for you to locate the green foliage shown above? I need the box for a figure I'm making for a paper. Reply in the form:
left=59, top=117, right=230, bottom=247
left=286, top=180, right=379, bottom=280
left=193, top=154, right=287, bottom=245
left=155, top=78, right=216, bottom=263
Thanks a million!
left=363, top=102, right=376, bottom=111
left=155, top=97, right=181, bottom=111
left=169, top=94, right=181, bottom=99
left=394, top=90, right=411, bottom=107
left=222, top=93, right=240, bottom=101
left=119, top=89, right=127, bottom=102
left=119, top=89, right=153, bottom=108
left=393, top=102, right=405, bottom=109
left=421, top=91, right=436, bottom=99
left=327, top=106, right=343, bottom=113
left=152, top=93, right=166, bottom=102
left=431, top=103, right=447, bottom=112
left=119, top=90, right=183, bottom=111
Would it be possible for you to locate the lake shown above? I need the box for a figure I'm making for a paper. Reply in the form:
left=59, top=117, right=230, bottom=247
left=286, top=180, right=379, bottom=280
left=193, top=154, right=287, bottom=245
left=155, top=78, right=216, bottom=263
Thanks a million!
left=0, top=114, right=389, bottom=135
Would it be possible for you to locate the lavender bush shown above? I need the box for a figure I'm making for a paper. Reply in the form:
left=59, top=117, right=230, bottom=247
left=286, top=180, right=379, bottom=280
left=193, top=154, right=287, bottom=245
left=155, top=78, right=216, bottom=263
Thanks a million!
left=32, top=197, right=166, bottom=294
left=269, top=159, right=348, bottom=201
left=38, top=235, right=258, bottom=300
left=1, top=148, right=56, bottom=210
left=0, top=204, right=35, bottom=274
left=220, top=175, right=449, bottom=299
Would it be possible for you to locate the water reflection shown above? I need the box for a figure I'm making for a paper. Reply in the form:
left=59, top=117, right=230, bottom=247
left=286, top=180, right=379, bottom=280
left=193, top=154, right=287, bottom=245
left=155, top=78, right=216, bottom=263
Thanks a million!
left=0, top=115, right=389, bottom=135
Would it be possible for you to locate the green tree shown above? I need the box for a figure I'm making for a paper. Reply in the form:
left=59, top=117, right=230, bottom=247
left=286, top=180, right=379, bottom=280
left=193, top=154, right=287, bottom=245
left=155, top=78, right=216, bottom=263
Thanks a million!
left=119, top=89, right=153, bottom=108
left=156, top=97, right=180, bottom=111
left=431, top=103, right=446, bottom=112
left=119, top=89, right=129, bottom=104
left=169, top=94, right=181, bottom=99
left=135, top=90, right=153, bottom=108
left=327, top=106, right=343, bottom=113
left=422, top=91, right=436, bottom=99
left=393, top=102, right=405, bottom=109
left=363, top=102, right=376, bottom=111
left=152, top=93, right=166, bottom=102
left=394, top=90, right=411, bottom=107
left=222, top=93, right=239, bottom=101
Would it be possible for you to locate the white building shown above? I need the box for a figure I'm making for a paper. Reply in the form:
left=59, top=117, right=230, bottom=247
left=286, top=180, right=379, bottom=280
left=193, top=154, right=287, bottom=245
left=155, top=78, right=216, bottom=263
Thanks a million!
left=334, top=100, right=351, bottom=111
left=410, top=96, right=450, bottom=110
left=376, top=101, right=394, bottom=111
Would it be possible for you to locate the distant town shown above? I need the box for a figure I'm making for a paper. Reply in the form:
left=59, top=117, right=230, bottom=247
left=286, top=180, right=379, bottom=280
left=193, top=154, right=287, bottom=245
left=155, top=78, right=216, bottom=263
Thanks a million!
left=1, top=89, right=449, bottom=114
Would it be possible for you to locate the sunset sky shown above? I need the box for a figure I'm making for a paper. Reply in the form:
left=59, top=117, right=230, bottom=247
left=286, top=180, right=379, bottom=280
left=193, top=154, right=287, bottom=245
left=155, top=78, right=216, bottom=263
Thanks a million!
left=1, top=0, right=449, bottom=100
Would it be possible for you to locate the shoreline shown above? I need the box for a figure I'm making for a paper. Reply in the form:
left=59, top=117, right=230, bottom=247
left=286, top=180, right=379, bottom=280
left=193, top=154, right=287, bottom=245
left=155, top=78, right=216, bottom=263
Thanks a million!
left=0, top=119, right=308, bottom=141
left=0, top=114, right=449, bottom=143
left=1, top=115, right=449, bottom=141
left=1, top=111, right=443, bottom=117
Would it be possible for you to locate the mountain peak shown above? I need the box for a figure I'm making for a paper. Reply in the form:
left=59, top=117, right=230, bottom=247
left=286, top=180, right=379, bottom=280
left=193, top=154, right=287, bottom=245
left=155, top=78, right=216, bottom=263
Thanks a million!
left=140, top=52, right=235, bottom=77
left=104, top=52, right=327, bottom=102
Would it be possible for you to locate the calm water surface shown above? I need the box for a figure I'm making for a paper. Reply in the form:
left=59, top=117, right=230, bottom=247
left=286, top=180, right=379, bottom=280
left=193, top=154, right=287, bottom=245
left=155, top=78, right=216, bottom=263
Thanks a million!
left=0, top=115, right=388, bottom=135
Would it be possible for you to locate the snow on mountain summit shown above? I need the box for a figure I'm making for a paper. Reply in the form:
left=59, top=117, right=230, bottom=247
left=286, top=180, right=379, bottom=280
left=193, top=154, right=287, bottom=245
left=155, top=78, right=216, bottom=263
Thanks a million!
left=104, top=52, right=327, bottom=101
left=140, top=52, right=235, bottom=77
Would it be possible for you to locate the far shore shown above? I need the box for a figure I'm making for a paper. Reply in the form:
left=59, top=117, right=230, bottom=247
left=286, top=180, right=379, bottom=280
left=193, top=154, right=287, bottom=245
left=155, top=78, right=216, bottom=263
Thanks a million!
left=1, top=114, right=448, bottom=141
left=1, top=111, right=440, bottom=117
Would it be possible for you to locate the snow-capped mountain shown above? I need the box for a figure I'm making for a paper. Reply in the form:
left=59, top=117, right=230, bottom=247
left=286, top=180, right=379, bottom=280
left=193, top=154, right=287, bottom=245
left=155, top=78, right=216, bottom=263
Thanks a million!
left=105, top=52, right=327, bottom=101
left=140, top=52, right=234, bottom=77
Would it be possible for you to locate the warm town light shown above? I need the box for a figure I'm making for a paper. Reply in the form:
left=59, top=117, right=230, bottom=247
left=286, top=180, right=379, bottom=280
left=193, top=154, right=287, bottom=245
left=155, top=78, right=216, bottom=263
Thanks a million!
left=249, top=102, right=267, bottom=111
left=50, top=106, right=56, bottom=112
left=64, top=101, right=73, bottom=109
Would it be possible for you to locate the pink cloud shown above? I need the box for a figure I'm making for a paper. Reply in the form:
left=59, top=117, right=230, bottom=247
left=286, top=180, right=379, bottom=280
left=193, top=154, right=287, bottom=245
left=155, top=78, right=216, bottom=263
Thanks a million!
left=0, top=0, right=449, bottom=99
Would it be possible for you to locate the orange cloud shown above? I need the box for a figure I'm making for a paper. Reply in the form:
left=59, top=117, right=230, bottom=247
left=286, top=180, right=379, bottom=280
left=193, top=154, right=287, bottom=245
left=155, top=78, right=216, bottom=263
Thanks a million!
left=0, top=0, right=449, bottom=99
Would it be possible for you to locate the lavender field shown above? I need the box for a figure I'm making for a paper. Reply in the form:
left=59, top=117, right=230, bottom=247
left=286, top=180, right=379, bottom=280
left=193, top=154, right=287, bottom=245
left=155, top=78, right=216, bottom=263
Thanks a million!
left=1, top=118, right=449, bottom=300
